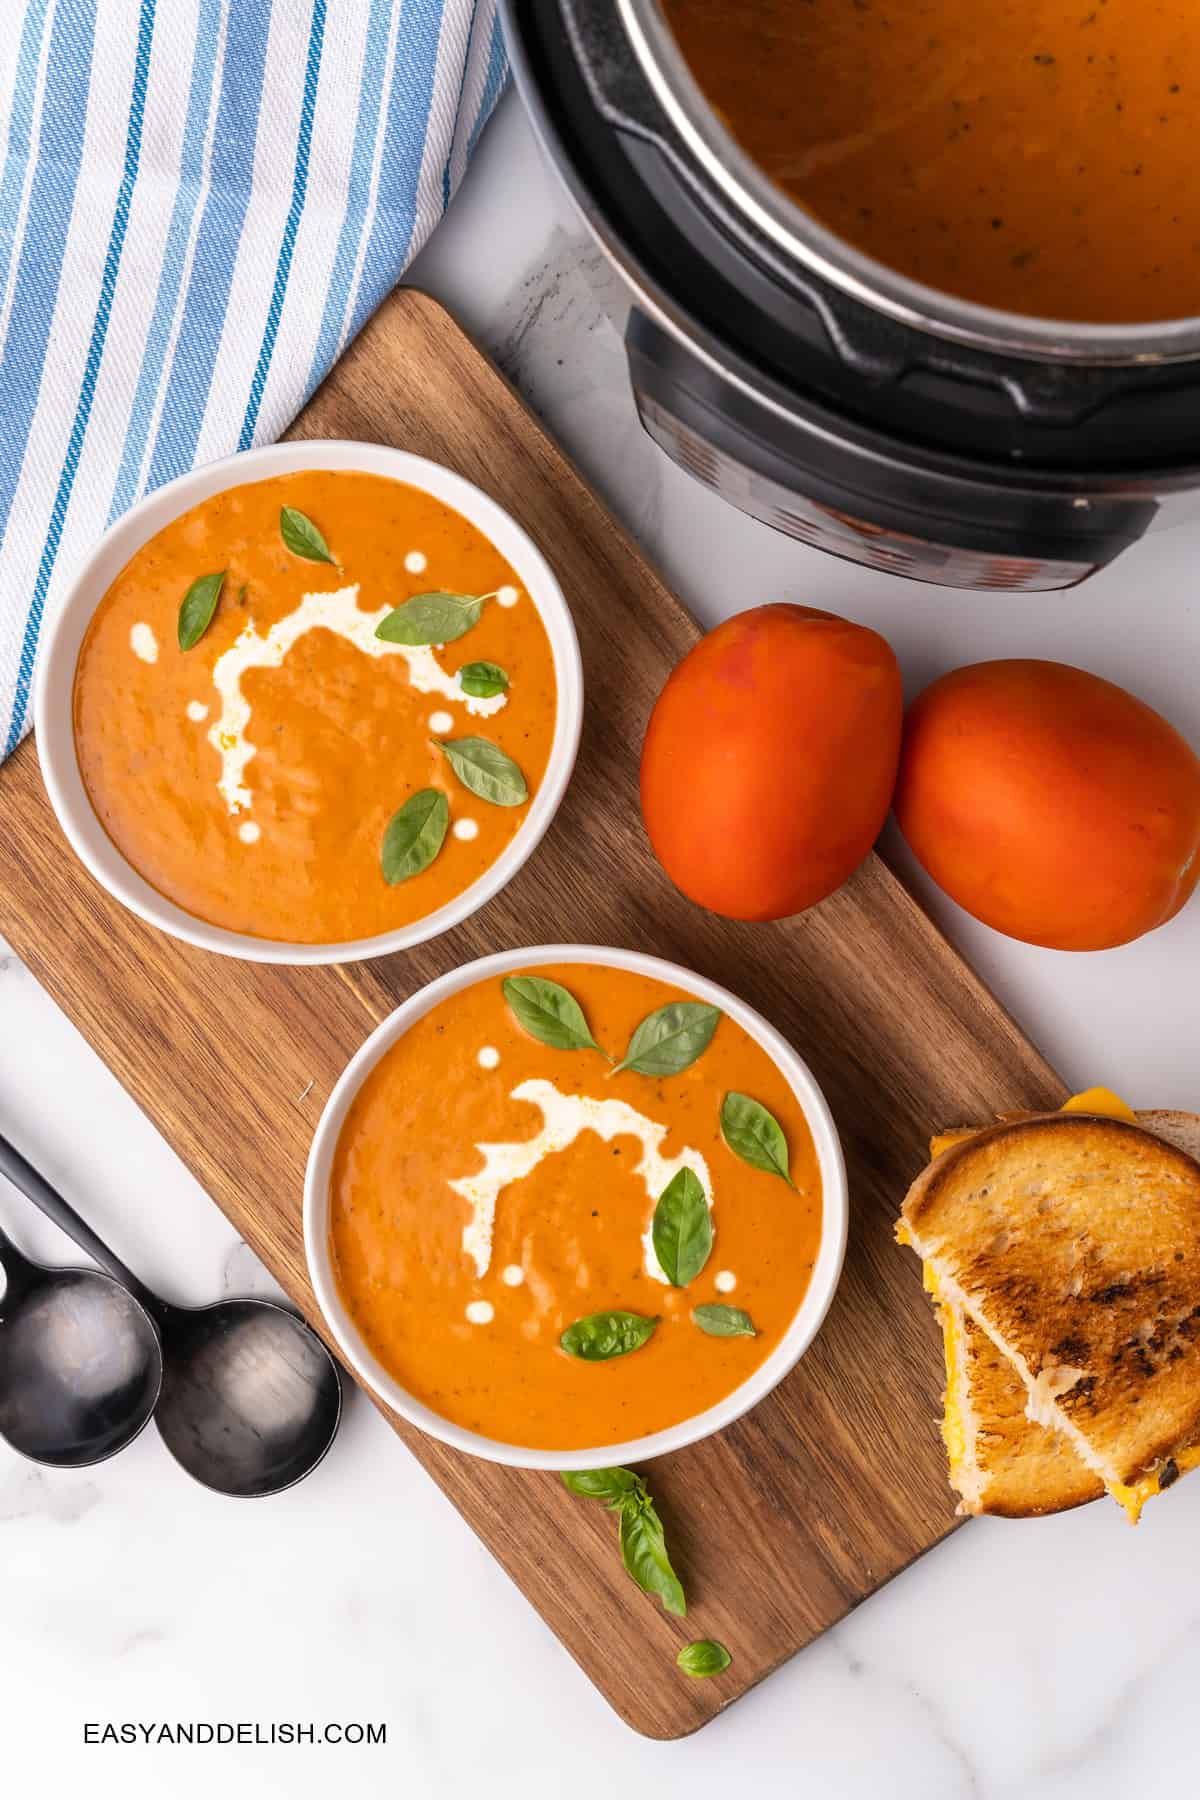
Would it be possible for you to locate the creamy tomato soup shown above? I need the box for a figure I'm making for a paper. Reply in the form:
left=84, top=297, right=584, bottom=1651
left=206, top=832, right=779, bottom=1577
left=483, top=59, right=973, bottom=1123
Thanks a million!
left=329, top=962, right=823, bottom=1449
left=667, top=0, right=1200, bottom=323
left=72, top=470, right=557, bottom=943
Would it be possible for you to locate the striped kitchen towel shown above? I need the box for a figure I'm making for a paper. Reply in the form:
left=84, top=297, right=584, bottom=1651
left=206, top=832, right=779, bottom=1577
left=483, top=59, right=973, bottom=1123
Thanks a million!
left=0, top=0, right=507, bottom=759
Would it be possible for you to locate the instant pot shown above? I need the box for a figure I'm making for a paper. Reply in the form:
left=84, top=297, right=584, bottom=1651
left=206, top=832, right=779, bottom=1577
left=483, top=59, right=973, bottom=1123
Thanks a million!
left=501, top=0, right=1200, bottom=589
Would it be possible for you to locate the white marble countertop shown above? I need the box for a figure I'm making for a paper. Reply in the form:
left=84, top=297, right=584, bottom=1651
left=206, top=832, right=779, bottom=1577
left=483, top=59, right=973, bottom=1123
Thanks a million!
left=3, top=88, right=1198, bottom=1798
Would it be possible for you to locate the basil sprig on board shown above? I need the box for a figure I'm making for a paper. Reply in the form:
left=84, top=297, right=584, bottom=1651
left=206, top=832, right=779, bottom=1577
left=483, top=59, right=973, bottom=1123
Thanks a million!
left=437, top=736, right=528, bottom=807
left=380, top=789, right=448, bottom=885
left=614, top=1001, right=721, bottom=1078
left=560, top=1311, right=658, bottom=1361
left=560, top=1467, right=685, bottom=1616
left=376, top=591, right=487, bottom=646
left=677, top=1639, right=732, bottom=1678
left=280, top=506, right=336, bottom=564
left=693, top=1303, right=757, bottom=1338
left=502, top=975, right=605, bottom=1054
left=651, top=1168, right=712, bottom=1287
left=458, top=660, right=509, bottom=699
left=720, top=1092, right=797, bottom=1188
left=177, top=571, right=226, bottom=651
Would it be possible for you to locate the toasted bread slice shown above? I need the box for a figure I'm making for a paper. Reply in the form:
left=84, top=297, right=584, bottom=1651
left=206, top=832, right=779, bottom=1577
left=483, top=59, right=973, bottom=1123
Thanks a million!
left=902, top=1111, right=1200, bottom=1520
left=926, top=1260, right=1103, bottom=1516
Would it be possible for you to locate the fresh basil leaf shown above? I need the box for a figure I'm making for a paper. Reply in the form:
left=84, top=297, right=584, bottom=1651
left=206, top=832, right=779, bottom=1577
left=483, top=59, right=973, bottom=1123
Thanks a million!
left=720, top=1092, right=796, bottom=1188
left=677, top=1639, right=731, bottom=1678
left=279, top=506, right=335, bottom=564
left=614, top=1002, right=721, bottom=1077
left=619, top=1493, right=686, bottom=1616
left=458, top=660, right=509, bottom=699
left=436, top=736, right=528, bottom=807
left=651, top=1168, right=712, bottom=1288
left=560, top=1467, right=641, bottom=1504
left=560, top=1311, right=658, bottom=1361
left=502, top=976, right=604, bottom=1053
left=693, top=1303, right=757, bottom=1338
left=177, top=571, right=225, bottom=651
left=561, top=1468, right=686, bottom=1616
left=376, top=591, right=485, bottom=646
left=380, top=788, right=448, bottom=885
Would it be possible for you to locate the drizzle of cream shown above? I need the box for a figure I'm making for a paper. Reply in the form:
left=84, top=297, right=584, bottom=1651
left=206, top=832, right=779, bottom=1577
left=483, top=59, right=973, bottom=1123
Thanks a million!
left=429, top=710, right=454, bottom=734
left=715, top=1270, right=737, bottom=1294
left=205, top=585, right=505, bottom=815
left=186, top=700, right=209, bottom=722
left=477, top=1045, right=500, bottom=1070
left=130, top=623, right=158, bottom=664
left=465, top=1300, right=494, bottom=1325
left=496, top=585, right=519, bottom=608
left=404, top=550, right=427, bottom=574
left=449, top=1078, right=711, bottom=1283
left=501, top=1265, right=524, bottom=1287
left=238, top=821, right=261, bottom=845
left=453, top=817, right=479, bottom=842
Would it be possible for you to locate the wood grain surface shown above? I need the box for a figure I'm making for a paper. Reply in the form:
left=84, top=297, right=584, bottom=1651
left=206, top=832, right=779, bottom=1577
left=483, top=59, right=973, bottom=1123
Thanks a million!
left=0, top=289, right=1068, bottom=1738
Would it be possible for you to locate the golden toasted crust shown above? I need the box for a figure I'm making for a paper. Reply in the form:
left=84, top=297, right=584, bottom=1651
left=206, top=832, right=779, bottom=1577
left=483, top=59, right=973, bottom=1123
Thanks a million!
left=943, top=1303, right=1103, bottom=1516
left=904, top=1114, right=1200, bottom=1489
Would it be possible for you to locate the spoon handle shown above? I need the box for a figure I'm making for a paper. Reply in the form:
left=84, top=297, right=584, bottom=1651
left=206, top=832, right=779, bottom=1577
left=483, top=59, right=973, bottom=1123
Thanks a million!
left=0, top=1131, right=155, bottom=1312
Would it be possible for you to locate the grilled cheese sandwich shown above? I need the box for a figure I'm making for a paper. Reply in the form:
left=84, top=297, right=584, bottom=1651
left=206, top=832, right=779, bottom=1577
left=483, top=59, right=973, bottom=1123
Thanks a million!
left=901, top=1093, right=1200, bottom=1522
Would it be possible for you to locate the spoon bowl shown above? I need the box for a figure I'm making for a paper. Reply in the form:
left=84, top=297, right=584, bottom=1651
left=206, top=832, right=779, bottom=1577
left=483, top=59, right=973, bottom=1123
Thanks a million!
left=156, top=1298, right=342, bottom=1498
left=0, top=1240, right=162, bottom=1467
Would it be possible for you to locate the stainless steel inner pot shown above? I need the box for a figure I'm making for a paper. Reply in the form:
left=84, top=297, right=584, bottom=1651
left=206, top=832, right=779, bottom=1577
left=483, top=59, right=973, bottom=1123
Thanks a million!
left=502, top=0, right=1200, bottom=589
left=618, top=0, right=1200, bottom=366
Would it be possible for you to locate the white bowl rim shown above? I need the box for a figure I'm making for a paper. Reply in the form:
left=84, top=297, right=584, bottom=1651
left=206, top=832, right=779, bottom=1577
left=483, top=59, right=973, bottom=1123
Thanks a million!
left=33, top=439, right=583, bottom=965
left=304, top=943, right=849, bottom=1469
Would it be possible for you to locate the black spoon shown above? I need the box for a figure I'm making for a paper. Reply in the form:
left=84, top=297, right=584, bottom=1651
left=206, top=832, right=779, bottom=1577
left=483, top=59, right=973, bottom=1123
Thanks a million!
left=0, top=1130, right=343, bottom=1497
left=0, top=1221, right=162, bottom=1467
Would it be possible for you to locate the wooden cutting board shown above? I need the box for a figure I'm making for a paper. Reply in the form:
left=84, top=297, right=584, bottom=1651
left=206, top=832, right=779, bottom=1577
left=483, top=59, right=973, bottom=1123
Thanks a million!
left=0, top=289, right=1067, bottom=1738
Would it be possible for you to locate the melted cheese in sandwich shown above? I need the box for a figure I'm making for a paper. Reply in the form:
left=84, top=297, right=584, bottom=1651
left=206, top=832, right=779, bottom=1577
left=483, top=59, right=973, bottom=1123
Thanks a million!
left=1058, top=1086, right=1139, bottom=1123
left=1110, top=1446, right=1200, bottom=1524
left=923, top=1262, right=969, bottom=1470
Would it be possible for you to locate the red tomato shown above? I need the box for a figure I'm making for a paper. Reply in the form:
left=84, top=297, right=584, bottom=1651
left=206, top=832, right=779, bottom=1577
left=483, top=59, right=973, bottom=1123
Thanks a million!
left=640, top=603, right=903, bottom=920
left=894, top=658, right=1200, bottom=950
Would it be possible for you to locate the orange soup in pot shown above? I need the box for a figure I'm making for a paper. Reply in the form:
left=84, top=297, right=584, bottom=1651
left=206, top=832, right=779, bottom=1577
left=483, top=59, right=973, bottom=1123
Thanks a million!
left=329, top=961, right=824, bottom=1450
left=72, top=470, right=557, bottom=943
left=666, top=0, right=1200, bottom=323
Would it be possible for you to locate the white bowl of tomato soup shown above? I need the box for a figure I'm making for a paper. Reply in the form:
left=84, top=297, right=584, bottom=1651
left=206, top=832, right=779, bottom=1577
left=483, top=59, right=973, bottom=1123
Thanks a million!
left=35, top=441, right=582, bottom=963
left=304, top=945, right=847, bottom=1469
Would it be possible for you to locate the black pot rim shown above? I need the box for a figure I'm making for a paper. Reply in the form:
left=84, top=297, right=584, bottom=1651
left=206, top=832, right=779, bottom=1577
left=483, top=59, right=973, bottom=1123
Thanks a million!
left=501, top=0, right=1200, bottom=489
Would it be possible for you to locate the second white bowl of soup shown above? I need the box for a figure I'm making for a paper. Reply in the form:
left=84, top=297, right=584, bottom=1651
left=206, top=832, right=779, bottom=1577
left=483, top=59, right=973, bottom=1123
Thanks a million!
left=304, top=946, right=848, bottom=1469
left=36, top=440, right=581, bottom=963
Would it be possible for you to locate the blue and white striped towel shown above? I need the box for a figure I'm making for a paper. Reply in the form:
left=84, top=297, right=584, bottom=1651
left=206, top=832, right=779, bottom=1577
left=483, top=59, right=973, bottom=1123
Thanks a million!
left=0, top=0, right=506, bottom=759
